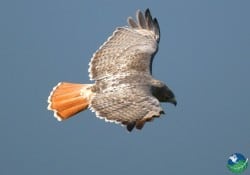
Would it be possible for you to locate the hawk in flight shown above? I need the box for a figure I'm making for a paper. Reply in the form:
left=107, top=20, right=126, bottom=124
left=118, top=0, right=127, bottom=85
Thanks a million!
left=47, top=9, right=176, bottom=131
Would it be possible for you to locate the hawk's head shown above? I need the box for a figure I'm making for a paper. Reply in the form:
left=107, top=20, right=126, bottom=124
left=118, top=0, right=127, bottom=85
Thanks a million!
left=152, top=84, right=177, bottom=106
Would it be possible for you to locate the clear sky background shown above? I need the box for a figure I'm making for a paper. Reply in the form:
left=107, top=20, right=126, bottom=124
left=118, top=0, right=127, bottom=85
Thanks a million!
left=1, top=0, right=249, bottom=174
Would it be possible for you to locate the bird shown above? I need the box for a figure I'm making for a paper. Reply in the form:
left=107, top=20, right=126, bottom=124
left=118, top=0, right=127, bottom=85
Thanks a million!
left=47, top=9, right=177, bottom=132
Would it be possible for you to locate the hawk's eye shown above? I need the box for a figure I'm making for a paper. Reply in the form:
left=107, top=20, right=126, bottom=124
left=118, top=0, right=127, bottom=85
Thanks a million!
left=169, top=90, right=175, bottom=98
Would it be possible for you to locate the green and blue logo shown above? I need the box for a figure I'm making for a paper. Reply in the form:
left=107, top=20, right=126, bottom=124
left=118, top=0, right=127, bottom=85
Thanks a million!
left=227, top=153, right=248, bottom=174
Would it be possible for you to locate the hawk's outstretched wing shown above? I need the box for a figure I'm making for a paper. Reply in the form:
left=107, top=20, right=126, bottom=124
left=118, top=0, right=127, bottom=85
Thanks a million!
left=89, top=9, right=160, bottom=80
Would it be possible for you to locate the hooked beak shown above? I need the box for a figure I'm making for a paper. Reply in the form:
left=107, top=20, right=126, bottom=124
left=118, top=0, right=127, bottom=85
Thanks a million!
left=168, top=97, right=177, bottom=106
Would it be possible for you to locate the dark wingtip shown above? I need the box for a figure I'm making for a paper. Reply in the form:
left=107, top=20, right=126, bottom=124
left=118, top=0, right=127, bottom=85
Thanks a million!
left=127, top=17, right=138, bottom=28
left=153, top=18, right=160, bottom=41
left=145, top=8, right=150, bottom=15
left=137, top=10, right=146, bottom=28
left=145, top=8, right=153, bottom=30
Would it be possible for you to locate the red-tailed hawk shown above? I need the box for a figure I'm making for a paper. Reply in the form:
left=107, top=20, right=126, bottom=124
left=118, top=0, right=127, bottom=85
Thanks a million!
left=47, top=9, right=176, bottom=131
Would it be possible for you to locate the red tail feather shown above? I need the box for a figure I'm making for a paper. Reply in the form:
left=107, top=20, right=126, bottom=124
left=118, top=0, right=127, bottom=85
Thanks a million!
left=47, top=82, right=93, bottom=121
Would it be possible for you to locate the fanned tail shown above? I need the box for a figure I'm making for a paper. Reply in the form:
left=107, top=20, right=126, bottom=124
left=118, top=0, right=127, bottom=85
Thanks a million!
left=47, top=82, right=93, bottom=121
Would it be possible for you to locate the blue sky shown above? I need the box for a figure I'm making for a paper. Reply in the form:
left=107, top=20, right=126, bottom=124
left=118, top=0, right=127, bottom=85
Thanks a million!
left=1, top=0, right=250, bottom=174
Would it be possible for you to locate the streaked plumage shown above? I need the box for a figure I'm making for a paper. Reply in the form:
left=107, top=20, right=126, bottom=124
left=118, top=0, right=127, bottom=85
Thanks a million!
left=47, top=9, right=176, bottom=131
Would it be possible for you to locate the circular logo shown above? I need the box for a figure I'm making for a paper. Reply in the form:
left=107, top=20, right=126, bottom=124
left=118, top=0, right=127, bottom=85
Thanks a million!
left=227, top=153, right=248, bottom=173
